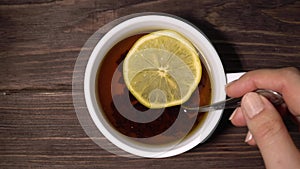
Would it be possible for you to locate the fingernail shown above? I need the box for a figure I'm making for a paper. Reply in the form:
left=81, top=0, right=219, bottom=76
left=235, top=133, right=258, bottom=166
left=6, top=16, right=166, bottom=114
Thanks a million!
left=242, top=93, right=264, bottom=119
left=245, top=131, right=253, bottom=142
left=229, top=108, right=239, bottom=120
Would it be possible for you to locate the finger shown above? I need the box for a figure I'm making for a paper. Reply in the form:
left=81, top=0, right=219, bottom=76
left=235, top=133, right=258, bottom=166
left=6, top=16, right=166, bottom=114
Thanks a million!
left=226, top=67, right=300, bottom=115
left=226, top=67, right=300, bottom=97
left=229, top=107, right=247, bottom=127
left=230, top=109, right=256, bottom=145
left=241, top=92, right=300, bottom=168
left=244, top=131, right=257, bottom=146
left=229, top=109, right=256, bottom=145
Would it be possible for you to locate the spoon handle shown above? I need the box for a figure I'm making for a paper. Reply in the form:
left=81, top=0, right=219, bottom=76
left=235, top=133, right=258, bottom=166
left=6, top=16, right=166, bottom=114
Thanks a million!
left=183, top=89, right=284, bottom=113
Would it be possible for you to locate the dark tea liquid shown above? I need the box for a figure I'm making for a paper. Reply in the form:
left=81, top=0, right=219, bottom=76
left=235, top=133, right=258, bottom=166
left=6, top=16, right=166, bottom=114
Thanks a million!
left=96, top=34, right=211, bottom=145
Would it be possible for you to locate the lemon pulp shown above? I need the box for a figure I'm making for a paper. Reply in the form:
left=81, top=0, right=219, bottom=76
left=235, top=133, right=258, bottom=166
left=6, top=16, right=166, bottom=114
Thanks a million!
left=123, top=30, right=202, bottom=108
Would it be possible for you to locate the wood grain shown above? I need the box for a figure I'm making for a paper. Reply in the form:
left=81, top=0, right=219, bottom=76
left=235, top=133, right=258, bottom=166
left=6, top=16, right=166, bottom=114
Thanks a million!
left=1, top=0, right=300, bottom=168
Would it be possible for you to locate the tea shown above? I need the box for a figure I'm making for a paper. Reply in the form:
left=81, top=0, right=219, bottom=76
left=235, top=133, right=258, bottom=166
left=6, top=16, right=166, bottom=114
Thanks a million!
left=96, top=33, right=211, bottom=145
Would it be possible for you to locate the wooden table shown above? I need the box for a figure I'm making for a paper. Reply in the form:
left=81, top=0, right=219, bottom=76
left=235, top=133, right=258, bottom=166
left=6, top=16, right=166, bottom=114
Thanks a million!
left=1, top=0, right=299, bottom=168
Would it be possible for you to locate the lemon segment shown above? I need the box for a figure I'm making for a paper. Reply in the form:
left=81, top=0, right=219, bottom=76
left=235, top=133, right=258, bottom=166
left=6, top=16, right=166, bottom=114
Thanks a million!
left=123, top=30, right=202, bottom=108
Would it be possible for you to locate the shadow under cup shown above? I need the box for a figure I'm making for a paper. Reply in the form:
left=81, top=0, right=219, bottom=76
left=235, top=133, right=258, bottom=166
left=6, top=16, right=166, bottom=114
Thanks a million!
left=84, top=14, right=226, bottom=158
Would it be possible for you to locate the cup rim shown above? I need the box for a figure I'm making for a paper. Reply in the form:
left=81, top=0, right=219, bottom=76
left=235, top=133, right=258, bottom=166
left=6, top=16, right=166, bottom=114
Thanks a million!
left=84, top=13, right=226, bottom=158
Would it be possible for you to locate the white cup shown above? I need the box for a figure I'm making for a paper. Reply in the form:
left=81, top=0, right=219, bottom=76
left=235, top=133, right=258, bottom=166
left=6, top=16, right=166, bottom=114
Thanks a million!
left=84, top=13, right=226, bottom=158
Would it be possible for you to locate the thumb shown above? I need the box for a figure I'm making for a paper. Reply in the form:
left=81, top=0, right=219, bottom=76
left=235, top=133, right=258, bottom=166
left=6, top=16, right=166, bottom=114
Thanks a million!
left=241, top=92, right=300, bottom=169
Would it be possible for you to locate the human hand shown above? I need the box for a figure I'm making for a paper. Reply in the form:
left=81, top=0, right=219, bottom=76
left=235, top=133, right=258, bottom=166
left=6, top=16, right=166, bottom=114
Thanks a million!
left=226, top=67, right=300, bottom=169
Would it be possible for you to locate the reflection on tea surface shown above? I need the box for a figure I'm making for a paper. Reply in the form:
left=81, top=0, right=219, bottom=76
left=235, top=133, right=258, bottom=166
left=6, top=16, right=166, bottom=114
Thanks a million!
left=96, top=34, right=211, bottom=145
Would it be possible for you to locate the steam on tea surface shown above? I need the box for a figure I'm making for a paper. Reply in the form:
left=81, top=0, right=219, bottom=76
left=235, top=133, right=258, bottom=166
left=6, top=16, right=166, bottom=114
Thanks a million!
left=96, top=30, right=211, bottom=145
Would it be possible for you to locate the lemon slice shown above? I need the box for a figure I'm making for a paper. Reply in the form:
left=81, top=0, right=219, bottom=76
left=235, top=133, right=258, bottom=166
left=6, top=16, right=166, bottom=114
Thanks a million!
left=123, top=30, right=202, bottom=108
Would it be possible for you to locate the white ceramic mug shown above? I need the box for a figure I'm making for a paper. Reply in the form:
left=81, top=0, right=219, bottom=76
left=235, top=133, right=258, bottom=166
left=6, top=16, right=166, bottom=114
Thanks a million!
left=84, top=13, right=226, bottom=158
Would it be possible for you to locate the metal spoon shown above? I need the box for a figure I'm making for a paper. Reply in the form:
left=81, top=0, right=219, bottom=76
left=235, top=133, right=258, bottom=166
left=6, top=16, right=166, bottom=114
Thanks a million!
left=183, top=89, right=284, bottom=113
